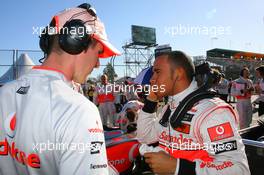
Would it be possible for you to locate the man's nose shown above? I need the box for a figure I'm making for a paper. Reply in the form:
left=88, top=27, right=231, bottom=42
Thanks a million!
left=150, top=76, right=156, bottom=85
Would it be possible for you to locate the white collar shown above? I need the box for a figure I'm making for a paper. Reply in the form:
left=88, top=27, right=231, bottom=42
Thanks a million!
left=240, top=76, right=248, bottom=81
left=168, top=80, right=198, bottom=109
left=30, top=66, right=75, bottom=89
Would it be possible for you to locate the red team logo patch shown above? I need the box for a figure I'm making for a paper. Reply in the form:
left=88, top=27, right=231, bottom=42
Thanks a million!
left=174, top=123, right=191, bottom=134
left=207, top=122, right=234, bottom=142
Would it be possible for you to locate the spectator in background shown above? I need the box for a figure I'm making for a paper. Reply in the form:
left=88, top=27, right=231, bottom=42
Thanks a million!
left=215, top=73, right=229, bottom=102
left=231, top=67, right=254, bottom=129
left=94, top=74, right=116, bottom=127
left=228, top=78, right=234, bottom=102
left=117, top=100, right=143, bottom=132
left=87, top=85, right=95, bottom=101
left=124, top=78, right=139, bottom=101
left=254, top=65, right=264, bottom=116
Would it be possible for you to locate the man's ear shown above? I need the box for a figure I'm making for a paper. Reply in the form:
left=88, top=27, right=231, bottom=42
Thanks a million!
left=174, top=67, right=185, bottom=81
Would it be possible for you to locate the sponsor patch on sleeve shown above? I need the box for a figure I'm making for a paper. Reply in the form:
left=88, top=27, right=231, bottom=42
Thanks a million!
left=207, top=122, right=234, bottom=142
left=212, top=140, right=237, bottom=154
left=174, top=123, right=191, bottom=134
left=90, top=141, right=104, bottom=154
left=16, top=86, right=30, bottom=94
left=182, top=113, right=194, bottom=122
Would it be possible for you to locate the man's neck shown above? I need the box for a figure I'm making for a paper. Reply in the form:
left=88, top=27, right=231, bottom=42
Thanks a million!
left=242, top=76, right=249, bottom=80
left=170, top=80, right=191, bottom=96
left=42, top=54, right=74, bottom=81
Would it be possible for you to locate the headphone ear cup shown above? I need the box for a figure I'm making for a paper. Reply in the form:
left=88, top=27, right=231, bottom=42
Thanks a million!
left=59, top=19, right=90, bottom=55
left=39, top=26, right=50, bottom=54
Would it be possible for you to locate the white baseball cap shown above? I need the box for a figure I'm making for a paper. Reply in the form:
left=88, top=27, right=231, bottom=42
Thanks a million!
left=51, top=4, right=121, bottom=58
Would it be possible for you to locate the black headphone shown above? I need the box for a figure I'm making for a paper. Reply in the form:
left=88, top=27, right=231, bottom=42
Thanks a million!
left=39, top=3, right=97, bottom=55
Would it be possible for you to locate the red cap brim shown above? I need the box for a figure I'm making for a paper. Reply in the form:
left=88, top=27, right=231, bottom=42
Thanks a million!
left=92, top=34, right=121, bottom=58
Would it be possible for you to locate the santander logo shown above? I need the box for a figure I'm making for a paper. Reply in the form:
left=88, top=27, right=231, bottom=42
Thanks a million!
left=4, top=112, right=17, bottom=138
left=159, top=131, right=193, bottom=145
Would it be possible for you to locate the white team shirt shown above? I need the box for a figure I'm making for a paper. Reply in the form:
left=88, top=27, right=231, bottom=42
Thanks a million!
left=0, top=66, right=109, bottom=175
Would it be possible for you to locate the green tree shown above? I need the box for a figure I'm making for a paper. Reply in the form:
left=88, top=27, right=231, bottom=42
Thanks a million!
left=103, top=62, right=117, bottom=83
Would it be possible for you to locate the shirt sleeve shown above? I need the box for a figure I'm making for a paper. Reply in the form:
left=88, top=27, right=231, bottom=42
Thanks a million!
left=55, top=102, right=108, bottom=175
left=137, top=99, right=164, bottom=144
left=196, top=107, right=250, bottom=175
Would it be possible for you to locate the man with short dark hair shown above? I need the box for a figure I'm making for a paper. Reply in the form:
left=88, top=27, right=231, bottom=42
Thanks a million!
left=0, top=3, right=120, bottom=175
left=94, top=74, right=116, bottom=127
left=137, top=51, right=250, bottom=175
left=231, top=67, right=254, bottom=129
left=215, top=73, right=229, bottom=102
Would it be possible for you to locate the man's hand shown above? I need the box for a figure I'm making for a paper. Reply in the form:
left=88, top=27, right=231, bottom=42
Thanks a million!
left=147, top=86, right=159, bottom=102
left=144, top=151, right=177, bottom=174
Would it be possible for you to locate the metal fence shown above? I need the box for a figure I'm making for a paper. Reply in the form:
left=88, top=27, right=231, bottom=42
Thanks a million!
left=0, top=49, right=128, bottom=83
left=0, top=49, right=42, bottom=79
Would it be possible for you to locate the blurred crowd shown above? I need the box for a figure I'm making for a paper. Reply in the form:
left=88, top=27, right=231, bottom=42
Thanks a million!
left=79, top=64, right=264, bottom=132
left=200, top=64, right=264, bottom=129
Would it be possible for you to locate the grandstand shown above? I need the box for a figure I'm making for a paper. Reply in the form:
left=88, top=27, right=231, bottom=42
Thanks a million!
left=206, top=48, right=264, bottom=79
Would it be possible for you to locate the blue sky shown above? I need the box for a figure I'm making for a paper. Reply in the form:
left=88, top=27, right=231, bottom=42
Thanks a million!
left=0, top=0, right=264, bottom=78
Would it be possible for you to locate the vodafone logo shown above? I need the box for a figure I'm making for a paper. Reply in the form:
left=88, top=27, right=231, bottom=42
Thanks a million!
left=88, top=120, right=104, bottom=133
left=208, top=122, right=234, bottom=142
left=4, top=112, right=17, bottom=138
left=216, top=126, right=225, bottom=135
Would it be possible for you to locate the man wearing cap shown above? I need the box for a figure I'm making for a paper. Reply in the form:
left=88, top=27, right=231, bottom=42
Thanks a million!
left=0, top=3, right=120, bottom=175
left=137, top=51, right=250, bottom=174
